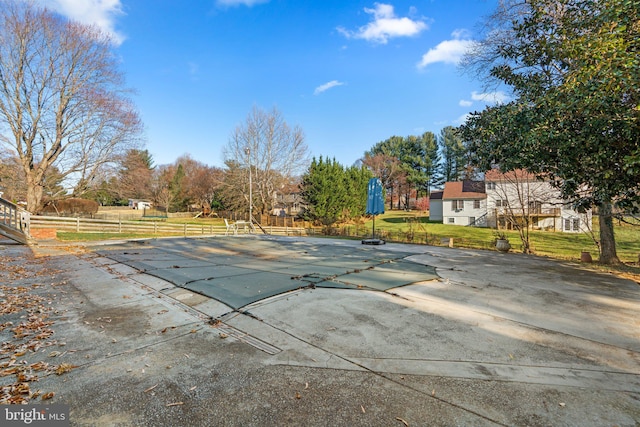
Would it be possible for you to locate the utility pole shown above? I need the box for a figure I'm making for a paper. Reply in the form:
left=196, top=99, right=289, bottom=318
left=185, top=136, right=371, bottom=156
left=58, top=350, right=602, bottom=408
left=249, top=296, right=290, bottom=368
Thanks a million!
left=245, top=147, right=252, bottom=224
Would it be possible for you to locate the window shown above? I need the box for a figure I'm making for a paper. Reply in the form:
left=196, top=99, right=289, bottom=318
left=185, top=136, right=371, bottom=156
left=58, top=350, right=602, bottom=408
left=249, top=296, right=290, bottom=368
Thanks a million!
left=564, top=218, right=581, bottom=231
left=469, top=216, right=476, bottom=225
left=495, top=199, right=509, bottom=208
left=448, top=218, right=455, bottom=224
left=486, top=182, right=496, bottom=190
left=473, top=200, right=481, bottom=209
left=451, top=200, right=464, bottom=210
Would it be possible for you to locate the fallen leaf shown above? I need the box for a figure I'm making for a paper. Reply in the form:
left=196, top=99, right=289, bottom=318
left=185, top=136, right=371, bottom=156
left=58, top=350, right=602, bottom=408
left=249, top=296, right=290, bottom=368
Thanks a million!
left=396, top=417, right=409, bottom=426
left=295, top=391, right=301, bottom=399
left=41, top=392, right=55, bottom=400
left=559, top=402, right=566, bottom=407
left=55, top=363, right=76, bottom=375
left=30, top=362, right=49, bottom=372
left=189, top=386, right=197, bottom=391
left=361, top=405, right=366, bottom=413
left=166, top=402, right=184, bottom=407
left=304, top=382, right=309, bottom=390
left=219, top=333, right=228, bottom=339
left=431, top=390, right=436, bottom=396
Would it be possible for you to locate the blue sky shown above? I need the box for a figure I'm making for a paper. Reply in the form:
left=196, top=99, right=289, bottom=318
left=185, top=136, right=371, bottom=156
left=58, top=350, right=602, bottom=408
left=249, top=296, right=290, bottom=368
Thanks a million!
left=41, top=0, right=507, bottom=168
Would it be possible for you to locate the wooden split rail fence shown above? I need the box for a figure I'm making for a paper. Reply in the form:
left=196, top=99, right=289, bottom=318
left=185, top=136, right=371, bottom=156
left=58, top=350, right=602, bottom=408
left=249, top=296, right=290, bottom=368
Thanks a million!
left=30, top=216, right=307, bottom=238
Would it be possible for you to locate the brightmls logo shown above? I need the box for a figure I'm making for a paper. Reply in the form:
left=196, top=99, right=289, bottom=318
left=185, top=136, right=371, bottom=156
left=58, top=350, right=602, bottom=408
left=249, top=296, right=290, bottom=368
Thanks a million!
left=2, top=405, right=69, bottom=426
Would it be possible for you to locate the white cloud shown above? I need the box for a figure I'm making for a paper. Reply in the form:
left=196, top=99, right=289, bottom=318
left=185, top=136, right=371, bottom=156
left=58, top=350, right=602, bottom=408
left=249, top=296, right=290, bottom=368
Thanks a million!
left=338, top=3, right=428, bottom=44
left=454, top=112, right=472, bottom=125
left=216, top=0, right=269, bottom=6
left=451, top=28, right=471, bottom=40
left=417, top=35, right=474, bottom=69
left=456, top=91, right=509, bottom=112
left=471, top=90, right=510, bottom=104
left=314, top=80, right=345, bottom=95
left=39, top=0, right=126, bottom=45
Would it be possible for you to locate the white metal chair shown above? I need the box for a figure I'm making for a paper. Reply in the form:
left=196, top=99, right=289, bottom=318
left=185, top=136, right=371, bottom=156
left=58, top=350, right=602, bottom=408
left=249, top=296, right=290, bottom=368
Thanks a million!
left=224, top=219, right=237, bottom=236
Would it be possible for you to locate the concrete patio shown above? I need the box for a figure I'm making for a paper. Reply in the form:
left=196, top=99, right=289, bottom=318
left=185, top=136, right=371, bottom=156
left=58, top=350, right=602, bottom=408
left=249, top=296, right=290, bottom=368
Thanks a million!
left=2, top=235, right=639, bottom=426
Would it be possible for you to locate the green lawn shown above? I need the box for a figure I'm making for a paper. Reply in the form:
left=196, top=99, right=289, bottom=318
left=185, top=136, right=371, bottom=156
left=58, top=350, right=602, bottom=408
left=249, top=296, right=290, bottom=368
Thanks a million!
left=354, top=210, right=640, bottom=264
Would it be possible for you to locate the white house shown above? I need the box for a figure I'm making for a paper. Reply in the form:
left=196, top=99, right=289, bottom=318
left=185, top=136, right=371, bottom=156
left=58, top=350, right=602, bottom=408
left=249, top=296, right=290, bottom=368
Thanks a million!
left=485, top=169, right=591, bottom=233
left=429, top=170, right=592, bottom=233
left=128, top=199, right=152, bottom=210
left=430, top=180, right=487, bottom=226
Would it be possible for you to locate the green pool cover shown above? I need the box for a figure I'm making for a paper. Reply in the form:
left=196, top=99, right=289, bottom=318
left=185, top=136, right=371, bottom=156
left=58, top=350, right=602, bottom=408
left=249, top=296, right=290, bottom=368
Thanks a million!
left=98, top=237, right=438, bottom=310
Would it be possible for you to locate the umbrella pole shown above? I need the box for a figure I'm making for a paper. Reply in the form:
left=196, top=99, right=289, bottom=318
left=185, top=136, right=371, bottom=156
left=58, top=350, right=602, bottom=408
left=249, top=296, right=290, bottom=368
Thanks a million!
left=372, top=215, right=376, bottom=239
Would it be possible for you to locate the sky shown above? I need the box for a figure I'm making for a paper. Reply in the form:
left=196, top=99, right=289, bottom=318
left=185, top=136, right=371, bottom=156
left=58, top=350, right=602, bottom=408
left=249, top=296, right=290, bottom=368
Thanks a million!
left=40, top=0, right=507, bottom=169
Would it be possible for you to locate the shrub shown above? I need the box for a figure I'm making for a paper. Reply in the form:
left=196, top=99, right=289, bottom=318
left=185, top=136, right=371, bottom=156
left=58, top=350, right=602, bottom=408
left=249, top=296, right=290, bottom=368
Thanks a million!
left=416, top=197, right=429, bottom=212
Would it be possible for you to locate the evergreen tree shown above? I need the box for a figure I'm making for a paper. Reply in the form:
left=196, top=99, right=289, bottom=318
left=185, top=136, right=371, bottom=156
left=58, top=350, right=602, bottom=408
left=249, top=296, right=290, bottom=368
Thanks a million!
left=367, top=133, right=441, bottom=207
left=439, top=126, right=466, bottom=182
left=300, top=157, right=370, bottom=226
left=344, top=165, right=374, bottom=220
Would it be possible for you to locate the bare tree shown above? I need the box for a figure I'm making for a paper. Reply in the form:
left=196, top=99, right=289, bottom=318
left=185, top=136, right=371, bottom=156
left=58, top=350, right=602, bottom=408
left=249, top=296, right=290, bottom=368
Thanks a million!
left=0, top=2, right=142, bottom=212
left=223, top=106, right=309, bottom=217
left=177, top=155, right=225, bottom=213
left=149, top=164, right=177, bottom=213
left=487, top=169, right=562, bottom=254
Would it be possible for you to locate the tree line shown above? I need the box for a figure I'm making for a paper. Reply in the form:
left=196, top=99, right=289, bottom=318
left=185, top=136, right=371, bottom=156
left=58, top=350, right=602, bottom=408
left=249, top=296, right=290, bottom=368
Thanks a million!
left=361, top=126, right=469, bottom=210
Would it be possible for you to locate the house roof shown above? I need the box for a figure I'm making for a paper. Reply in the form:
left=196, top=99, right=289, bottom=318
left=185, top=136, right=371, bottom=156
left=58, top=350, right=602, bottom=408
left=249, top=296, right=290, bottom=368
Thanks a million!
left=429, top=191, right=443, bottom=200
left=485, top=168, right=538, bottom=182
left=442, top=180, right=487, bottom=200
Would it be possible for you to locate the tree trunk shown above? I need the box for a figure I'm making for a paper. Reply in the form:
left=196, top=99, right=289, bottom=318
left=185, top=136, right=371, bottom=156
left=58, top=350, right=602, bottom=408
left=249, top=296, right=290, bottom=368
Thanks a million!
left=598, top=202, right=620, bottom=265
left=25, top=177, right=43, bottom=213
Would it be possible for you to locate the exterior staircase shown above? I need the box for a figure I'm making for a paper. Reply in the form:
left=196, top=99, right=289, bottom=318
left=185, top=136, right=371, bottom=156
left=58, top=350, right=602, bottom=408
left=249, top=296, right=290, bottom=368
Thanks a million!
left=467, top=213, right=488, bottom=227
left=0, top=197, right=31, bottom=244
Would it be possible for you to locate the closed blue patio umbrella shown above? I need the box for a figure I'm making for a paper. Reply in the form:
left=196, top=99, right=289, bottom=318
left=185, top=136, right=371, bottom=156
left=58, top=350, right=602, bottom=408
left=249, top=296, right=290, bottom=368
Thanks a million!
left=363, top=178, right=385, bottom=245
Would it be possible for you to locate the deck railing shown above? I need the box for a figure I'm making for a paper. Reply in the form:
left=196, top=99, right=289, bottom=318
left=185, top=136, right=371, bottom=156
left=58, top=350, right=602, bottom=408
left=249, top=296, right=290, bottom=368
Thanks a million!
left=0, top=197, right=31, bottom=244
